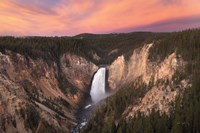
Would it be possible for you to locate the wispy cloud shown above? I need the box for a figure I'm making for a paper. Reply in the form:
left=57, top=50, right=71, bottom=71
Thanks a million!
left=0, top=0, right=200, bottom=36
left=159, top=0, right=182, bottom=5
left=114, top=15, right=200, bottom=32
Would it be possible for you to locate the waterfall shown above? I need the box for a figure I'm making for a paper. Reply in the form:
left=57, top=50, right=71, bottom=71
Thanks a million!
left=72, top=67, right=107, bottom=133
left=90, top=67, right=107, bottom=103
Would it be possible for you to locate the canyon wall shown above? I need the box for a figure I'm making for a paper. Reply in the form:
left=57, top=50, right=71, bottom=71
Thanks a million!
left=0, top=51, right=97, bottom=133
left=108, top=43, right=189, bottom=116
left=60, top=53, right=98, bottom=92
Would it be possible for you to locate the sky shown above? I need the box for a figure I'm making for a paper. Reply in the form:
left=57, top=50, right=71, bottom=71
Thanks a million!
left=0, top=0, right=200, bottom=36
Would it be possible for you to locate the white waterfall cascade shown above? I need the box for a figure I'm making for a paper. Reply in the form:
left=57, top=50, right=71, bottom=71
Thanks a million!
left=90, top=67, right=107, bottom=103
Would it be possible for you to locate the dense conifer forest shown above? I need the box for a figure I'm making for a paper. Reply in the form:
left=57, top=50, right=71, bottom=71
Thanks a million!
left=0, top=32, right=166, bottom=65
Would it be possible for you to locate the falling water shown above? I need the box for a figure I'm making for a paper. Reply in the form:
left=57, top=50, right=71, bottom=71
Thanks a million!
left=72, top=67, right=107, bottom=133
left=90, top=67, right=107, bottom=103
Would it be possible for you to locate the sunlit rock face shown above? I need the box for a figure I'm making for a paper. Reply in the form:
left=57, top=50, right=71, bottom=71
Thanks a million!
left=108, top=43, right=153, bottom=90
left=0, top=51, right=78, bottom=133
left=107, top=43, right=188, bottom=116
left=60, top=53, right=98, bottom=92
left=108, top=43, right=186, bottom=90
left=90, top=67, right=107, bottom=103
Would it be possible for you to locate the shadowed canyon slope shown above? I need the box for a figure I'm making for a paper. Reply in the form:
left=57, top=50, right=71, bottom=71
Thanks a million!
left=0, top=29, right=200, bottom=133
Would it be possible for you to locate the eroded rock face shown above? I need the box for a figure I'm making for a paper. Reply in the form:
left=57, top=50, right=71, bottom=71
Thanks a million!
left=124, top=52, right=189, bottom=117
left=108, top=43, right=188, bottom=116
left=60, top=53, right=98, bottom=91
left=108, top=44, right=153, bottom=90
left=0, top=51, right=72, bottom=103
left=108, top=43, right=185, bottom=90
left=108, top=56, right=126, bottom=90
left=125, top=79, right=190, bottom=118
left=0, top=51, right=98, bottom=133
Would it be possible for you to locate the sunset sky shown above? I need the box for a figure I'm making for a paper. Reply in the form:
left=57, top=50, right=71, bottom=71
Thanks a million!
left=0, top=0, right=200, bottom=36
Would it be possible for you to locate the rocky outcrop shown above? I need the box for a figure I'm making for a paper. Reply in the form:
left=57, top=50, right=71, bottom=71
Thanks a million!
left=125, top=79, right=190, bottom=118
left=108, top=43, right=189, bottom=116
left=60, top=53, right=98, bottom=92
left=108, top=43, right=153, bottom=90
left=108, top=43, right=185, bottom=89
left=0, top=51, right=73, bottom=104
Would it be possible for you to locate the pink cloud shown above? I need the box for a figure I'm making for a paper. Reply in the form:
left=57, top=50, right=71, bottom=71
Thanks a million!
left=0, top=0, right=200, bottom=36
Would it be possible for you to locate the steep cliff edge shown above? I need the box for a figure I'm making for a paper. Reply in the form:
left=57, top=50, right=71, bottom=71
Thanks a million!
left=108, top=44, right=153, bottom=90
